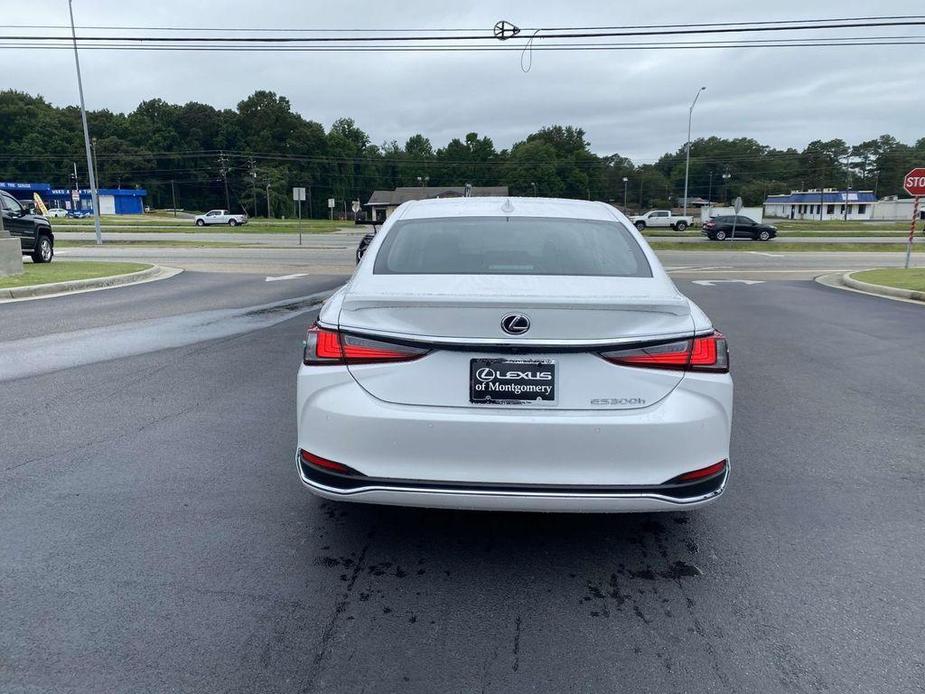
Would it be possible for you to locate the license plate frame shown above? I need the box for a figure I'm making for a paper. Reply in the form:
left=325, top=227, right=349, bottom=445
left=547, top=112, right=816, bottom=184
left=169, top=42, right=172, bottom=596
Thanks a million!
left=469, top=358, right=557, bottom=405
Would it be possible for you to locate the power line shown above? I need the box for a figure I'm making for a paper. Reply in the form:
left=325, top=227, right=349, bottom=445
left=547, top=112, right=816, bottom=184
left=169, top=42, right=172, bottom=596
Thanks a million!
left=7, top=14, right=924, bottom=33
left=4, top=40, right=924, bottom=53
left=5, top=17, right=925, bottom=43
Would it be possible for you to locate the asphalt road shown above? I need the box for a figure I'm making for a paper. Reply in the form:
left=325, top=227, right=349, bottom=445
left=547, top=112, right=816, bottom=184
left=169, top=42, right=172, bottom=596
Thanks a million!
left=52, top=242, right=923, bottom=279
left=55, top=229, right=917, bottom=245
left=2, top=272, right=924, bottom=693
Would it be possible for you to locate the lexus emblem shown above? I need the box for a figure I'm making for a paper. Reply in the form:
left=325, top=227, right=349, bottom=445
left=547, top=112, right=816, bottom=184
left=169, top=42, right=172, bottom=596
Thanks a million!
left=500, top=313, right=530, bottom=335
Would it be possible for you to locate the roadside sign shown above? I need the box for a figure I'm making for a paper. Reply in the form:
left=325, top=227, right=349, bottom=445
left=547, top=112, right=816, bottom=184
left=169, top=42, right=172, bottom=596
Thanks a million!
left=903, top=168, right=925, bottom=197
left=33, top=193, right=48, bottom=216
left=730, top=197, right=744, bottom=239
left=902, top=168, right=924, bottom=268
left=351, top=200, right=360, bottom=214
left=292, top=187, right=306, bottom=201
left=327, top=198, right=335, bottom=208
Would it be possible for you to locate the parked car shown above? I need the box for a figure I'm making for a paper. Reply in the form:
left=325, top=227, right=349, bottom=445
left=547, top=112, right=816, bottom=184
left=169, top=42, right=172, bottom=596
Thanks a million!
left=0, top=190, right=54, bottom=262
left=194, top=209, right=248, bottom=226
left=45, top=208, right=68, bottom=218
left=67, top=210, right=90, bottom=219
left=702, top=215, right=777, bottom=241
left=354, top=218, right=381, bottom=263
left=296, top=197, right=732, bottom=513
left=629, top=209, right=693, bottom=231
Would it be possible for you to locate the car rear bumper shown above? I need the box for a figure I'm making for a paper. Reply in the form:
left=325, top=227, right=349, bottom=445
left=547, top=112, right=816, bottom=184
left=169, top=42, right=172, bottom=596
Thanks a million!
left=296, top=367, right=732, bottom=512
left=297, top=453, right=728, bottom=512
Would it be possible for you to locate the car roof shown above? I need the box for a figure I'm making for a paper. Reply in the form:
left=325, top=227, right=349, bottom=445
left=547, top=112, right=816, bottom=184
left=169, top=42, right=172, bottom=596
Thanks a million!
left=395, top=196, right=620, bottom=222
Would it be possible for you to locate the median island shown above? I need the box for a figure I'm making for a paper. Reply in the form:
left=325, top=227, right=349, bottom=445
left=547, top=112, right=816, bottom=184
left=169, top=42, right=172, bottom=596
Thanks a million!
left=0, top=261, right=152, bottom=290
left=850, top=268, right=925, bottom=293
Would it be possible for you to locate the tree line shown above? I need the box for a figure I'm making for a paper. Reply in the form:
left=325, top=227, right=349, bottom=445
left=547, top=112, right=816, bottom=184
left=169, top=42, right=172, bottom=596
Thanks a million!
left=1, top=89, right=922, bottom=217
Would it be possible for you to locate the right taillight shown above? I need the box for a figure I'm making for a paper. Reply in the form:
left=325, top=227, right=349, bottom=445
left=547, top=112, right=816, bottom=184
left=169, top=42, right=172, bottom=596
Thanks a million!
left=303, top=324, right=429, bottom=365
left=599, top=332, right=729, bottom=373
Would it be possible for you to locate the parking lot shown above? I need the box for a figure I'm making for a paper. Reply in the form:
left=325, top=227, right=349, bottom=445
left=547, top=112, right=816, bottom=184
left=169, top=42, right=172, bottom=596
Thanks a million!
left=2, top=259, right=922, bottom=692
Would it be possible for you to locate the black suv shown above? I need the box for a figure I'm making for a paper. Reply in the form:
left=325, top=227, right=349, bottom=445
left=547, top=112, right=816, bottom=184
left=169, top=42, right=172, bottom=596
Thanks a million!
left=702, top=215, right=777, bottom=241
left=0, top=190, right=54, bottom=262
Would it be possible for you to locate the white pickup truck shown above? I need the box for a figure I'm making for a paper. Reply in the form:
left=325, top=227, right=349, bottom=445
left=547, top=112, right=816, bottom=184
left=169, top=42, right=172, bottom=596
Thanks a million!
left=194, top=209, right=248, bottom=227
left=628, top=210, right=693, bottom=231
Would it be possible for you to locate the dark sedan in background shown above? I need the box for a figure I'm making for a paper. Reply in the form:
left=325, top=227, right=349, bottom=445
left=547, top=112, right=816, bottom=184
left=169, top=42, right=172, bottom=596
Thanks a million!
left=702, top=215, right=778, bottom=241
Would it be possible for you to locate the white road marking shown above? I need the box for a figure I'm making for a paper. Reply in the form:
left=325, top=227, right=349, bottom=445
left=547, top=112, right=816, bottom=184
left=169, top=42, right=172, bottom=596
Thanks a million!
left=265, top=273, right=308, bottom=282
left=747, top=251, right=784, bottom=257
left=691, top=279, right=765, bottom=287
left=665, top=265, right=734, bottom=272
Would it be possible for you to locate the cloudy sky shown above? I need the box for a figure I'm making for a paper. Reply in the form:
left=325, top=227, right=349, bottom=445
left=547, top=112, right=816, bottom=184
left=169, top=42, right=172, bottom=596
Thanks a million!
left=6, top=0, right=924, bottom=161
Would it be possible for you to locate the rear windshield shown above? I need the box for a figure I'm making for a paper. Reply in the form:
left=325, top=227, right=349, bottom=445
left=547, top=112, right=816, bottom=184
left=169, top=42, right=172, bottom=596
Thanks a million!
left=373, top=216, right=652, bottom=277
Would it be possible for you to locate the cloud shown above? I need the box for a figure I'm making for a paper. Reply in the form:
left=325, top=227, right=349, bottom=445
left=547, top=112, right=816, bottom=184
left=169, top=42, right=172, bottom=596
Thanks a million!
left=8, top=0, right=924, bottom=161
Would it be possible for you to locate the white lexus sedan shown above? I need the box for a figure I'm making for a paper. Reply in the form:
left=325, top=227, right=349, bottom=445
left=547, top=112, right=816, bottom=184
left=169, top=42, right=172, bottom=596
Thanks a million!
left=296, top=197, right=732, bottom=512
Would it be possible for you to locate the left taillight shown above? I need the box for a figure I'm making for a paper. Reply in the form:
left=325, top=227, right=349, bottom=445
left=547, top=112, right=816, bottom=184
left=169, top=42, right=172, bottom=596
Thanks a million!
left=599, top=332, right=729, bottom=373
left=303, top=324, right=429, bottom=365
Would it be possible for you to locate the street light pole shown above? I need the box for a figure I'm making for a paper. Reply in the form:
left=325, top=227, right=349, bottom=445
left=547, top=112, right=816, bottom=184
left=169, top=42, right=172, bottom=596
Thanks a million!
left=68, top=0, right=102, bottom=245
left=722, top=172, right=731, bottom=205
left=622, top=177, right=628, bottom=209
left=266, top=183, right=271, bottom=218
left=682, top=86, right=706, bottom=219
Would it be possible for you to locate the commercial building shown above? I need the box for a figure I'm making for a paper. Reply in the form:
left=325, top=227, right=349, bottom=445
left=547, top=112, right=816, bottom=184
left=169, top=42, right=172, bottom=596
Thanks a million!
left=0, top=181, right=147, bottom=215
left=872, top=196, right=925, bottom=221
left=365, top=185, right=509, bottom=221
left=763, top=189, right=876, bottom=220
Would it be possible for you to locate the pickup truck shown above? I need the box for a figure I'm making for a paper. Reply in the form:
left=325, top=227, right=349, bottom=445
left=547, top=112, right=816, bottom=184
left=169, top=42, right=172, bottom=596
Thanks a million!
left=194, top=209, right=248, bottom=227
left=628, top=210, right=693, bottom=231
left=0, top=189, right=54, bottom=262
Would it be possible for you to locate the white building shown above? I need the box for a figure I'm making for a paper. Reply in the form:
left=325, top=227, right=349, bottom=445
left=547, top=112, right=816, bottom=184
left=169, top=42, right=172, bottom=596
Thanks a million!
left=365, top=186, right=509, bottom=221
left=764, top=189, right=876, bottom=221
left=872, top=196, right=925, bottom=221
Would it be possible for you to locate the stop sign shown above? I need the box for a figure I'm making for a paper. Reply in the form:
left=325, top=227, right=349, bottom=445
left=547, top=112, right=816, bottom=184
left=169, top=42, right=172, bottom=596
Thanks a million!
left=903, top=168, right=925, bottom=197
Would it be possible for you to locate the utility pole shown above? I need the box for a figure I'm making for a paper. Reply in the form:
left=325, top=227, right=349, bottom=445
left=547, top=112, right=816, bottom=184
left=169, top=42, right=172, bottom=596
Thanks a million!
left=722, top=171, right=731, bottom=205
left=218, top=152, right=230, bottom=209
left=170, top=180, right=177, bottom=217
left=843, top=149, right=852, bottom=222
left=266, top=182, right=271, bottom=218
left=622, top=177, right=628, bottom=209
left=68, top=0, right=102, bottom=245
left=249, top=158, right=257, bottom=218
left=820, top=172, right=825, bottom=221
left=639, top=179, right=645, bottom=208
left=683, top=86, right=706, bottom=218
left=708, top=171, right=714, bottom=203
left=91, top=136, right=101, bottom=196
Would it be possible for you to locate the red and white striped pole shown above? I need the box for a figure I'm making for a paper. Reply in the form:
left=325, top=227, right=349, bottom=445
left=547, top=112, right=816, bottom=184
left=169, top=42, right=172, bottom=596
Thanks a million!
left=905, top=196, right=920, bottom=270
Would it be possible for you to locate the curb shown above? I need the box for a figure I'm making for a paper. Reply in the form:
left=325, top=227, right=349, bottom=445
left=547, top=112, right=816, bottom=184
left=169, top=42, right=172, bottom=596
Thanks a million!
left=842, top=272, right=925, bottom=302
left=814, top=271, right=924, bottom=305
left=0, top=265, right=180, bottom=301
